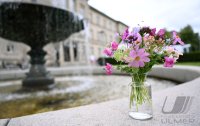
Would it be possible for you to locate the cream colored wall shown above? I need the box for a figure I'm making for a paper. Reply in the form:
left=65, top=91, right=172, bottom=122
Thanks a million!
left=89, top=8, right=127, bottom=59
left=0, top=38, right=30, bottom=65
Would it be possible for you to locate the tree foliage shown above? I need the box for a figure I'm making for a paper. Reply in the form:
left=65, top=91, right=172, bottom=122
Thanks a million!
left=179, top=25, right=200, bottom=52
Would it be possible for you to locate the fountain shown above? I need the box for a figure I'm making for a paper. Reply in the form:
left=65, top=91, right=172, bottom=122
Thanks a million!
left=0, top=2, right=84, bottom=89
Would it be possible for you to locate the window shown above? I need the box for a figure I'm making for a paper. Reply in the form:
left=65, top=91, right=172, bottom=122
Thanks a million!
left=90, top=12, right=93, bottom=22
left=63, top=42, right=70, bottom=61
left=98, top=32, right=102, bottom=41
left=103, top=19, right=106, bottom=28
left=90, top=29, right=93, bottom=39
left=91, top=47, right=94, bottom=54
left=79, top=4, right=85, bottom=16
left=7, top=44, right=14, bottom=53
left=98, top=48, right=101, bottom=56
left=73, top=42, right=78, bottom=61
left=110, top=35, right=113, bottom=41
left=69, top=0, right=75, bottom=12
left=96, top=15, right=100, bottom=25
left=109, top=21, right=112, bottom=29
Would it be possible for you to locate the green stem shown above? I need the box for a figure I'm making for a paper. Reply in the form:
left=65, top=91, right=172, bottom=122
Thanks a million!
left=129, top=73, right=151, bottom=111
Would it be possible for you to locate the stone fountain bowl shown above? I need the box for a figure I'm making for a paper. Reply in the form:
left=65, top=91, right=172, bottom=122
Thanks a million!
left=0, top=2, right=84, bottom=89
left=0, top=2, right=84, bottom=48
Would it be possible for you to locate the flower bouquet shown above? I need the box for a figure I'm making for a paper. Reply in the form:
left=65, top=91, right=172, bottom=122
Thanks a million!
left=103, top=26, right=184, bottom=120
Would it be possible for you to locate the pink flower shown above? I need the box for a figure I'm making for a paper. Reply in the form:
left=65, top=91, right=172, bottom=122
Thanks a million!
left=103, top=48, right=113, bottom=57
left=122, top=28, right=129, bottom=40
left=150, top=28, right=156, bottom=36
left=157, top=29, right=165, bottom=38
left=111, top=41, right=119, bottom=51
left=172, top=31, right=184, bottom=45
left=127, top=48, right=150, bottom=68
left=105, top=63, right=112, bottom=75
left=164, top=57, right=175, bottom=67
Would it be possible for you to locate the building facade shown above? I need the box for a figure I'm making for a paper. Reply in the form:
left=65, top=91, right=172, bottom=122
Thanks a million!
left=0, top=0, right=128, bottom=68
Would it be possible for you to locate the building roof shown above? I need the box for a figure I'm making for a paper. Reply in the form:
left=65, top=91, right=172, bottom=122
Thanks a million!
left=89, top=6, right=128, bottom=27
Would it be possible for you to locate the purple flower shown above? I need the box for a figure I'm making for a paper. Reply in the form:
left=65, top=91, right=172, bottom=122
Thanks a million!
left=164, top=57, right=175, bottom=67
left=127, top=33, right=138, bottom=42
left=150, top=28, right=156, bottom=36
left=105, top=63, right=112, bottom=75
left=157, top=29, right=165, bottom=38
left=126, top=31, right=142, bottom=44
left=172, top=31, right=184, bottom=45
left=103, top=48, right=113, bottom=57
left=122, top=28, right=129, bottom=40
left=128, top=48, right=150, bottom=68
left=111, top=41, right=119, bottom=51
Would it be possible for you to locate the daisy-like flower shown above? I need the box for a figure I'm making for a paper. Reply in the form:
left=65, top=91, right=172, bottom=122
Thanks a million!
left=172, top=31, right=184, bottom=45
left=127, top=48, right=150, bottom=68
left=104, top=63, right=113, bottom=75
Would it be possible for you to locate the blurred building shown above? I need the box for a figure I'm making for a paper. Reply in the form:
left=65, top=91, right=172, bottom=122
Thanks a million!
left=173, top=44, right=191, bottom=53
left=0, top=0, right=128, bottom=68
left=0, top=38, right=30, bottom=69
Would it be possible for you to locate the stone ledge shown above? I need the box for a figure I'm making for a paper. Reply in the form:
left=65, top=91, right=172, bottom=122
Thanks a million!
left=3, top=77, right=200, bottom=126
left=0, top=65, right=200, bottom=82
left=0, top=66, right=200, bottom=126
left=0, top=119, right=9, bottom=126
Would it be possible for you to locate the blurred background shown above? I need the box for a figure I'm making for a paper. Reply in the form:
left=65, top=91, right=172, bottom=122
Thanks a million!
left=0, top=0, right=199, bottom=69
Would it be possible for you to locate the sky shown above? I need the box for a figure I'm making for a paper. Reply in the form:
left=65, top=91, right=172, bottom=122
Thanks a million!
left=88, top=0, right=200, bottom=34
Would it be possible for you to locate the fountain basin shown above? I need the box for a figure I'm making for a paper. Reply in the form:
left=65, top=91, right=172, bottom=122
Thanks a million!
left=0, top=75, right=177, bottom=119
left=0, top=2, right=84, bottom=47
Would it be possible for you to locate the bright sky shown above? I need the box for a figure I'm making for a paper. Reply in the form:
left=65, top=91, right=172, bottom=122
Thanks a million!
left=88, top=0, right=200, bottom=34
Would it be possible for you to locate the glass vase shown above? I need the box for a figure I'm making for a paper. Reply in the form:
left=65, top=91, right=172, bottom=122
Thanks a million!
left=129, top=73, right=153, bottom=120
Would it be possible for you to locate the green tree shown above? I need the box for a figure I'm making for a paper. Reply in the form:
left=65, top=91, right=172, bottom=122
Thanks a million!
left=179, top=25, right=200, bottom=52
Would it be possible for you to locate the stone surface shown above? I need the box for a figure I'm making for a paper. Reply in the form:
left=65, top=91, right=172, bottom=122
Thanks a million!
left=5, top=79, right=200, bottom=126
left=0, top=65, right=200, bottom=81
left=0, top=66, right=200, bottom=126
left=0, top=119, right=9, bottom=126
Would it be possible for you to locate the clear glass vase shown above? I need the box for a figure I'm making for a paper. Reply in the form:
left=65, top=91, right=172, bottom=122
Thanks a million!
left=129, top=73, right=153, bottom=120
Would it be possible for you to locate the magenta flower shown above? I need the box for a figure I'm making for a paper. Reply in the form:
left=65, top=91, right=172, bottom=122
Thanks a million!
left=164, top=57, right=175, bottom=67
left=157, top=29, right=165, bottom=38
left=150, top=28, right=156, bottom=36
left=111, top=41, right=119, bottom=51
left=122, top=28, right=129, bottom=40
left=172, top=31, right=184, bottom=45
left=103, top=48, right=113, bottom=57
left=128, top=48, right=150, bottom=68
left=105, top=63, right=112, bottom=75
